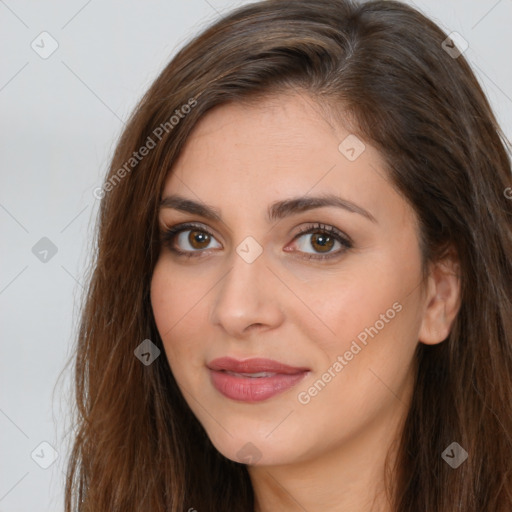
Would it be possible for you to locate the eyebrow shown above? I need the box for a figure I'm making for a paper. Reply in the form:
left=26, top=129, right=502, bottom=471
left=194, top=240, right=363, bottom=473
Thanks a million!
left=159, top=193, right=377, bottom=224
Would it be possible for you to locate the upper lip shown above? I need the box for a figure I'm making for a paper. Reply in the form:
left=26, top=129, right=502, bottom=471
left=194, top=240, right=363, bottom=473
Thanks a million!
left=208, top=357, right=309, bottom=374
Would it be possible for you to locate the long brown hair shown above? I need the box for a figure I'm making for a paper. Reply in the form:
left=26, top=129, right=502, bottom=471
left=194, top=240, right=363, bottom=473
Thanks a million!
left=64, top=1, right=512, bottom=510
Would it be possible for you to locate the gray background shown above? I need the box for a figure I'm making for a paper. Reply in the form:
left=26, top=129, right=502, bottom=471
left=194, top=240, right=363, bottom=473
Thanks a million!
left=1, top=0, right=511, bottom=510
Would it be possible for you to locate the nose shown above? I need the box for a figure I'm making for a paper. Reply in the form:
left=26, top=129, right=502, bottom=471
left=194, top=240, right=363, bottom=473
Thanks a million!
left=209, top=245, right=285, bottom=337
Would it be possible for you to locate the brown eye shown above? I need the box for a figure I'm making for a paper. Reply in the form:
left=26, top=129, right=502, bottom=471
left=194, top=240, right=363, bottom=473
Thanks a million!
left=188, top=229, right=211, bottom=249
left=290, top=223, right=352, bottom=260
left=309, top=232, right=335, bottom=253
left=161, top=223, right=222, bottom=256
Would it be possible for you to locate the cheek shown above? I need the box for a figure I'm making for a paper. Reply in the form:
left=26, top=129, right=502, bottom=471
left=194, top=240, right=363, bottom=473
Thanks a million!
left=150, top=262, right=201, bottom=361
left=294, top=252, right=423, bottom=402
left=289, top=262, right=414, bottom=354
left=293, top=283, right=420, bottom=439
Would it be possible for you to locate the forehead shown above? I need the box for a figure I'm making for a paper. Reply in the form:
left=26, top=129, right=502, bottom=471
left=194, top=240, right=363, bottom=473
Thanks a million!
left=160, top=93, right=408, bottom=228
left=169, top=95, right=369, bottom=181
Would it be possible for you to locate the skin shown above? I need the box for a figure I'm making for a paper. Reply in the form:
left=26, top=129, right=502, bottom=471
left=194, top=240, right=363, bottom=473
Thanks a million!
left=150, top=92, right=461, bottom=512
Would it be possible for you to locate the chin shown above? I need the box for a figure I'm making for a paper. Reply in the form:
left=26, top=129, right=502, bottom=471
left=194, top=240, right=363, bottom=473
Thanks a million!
left=206, top=429, right=301, bottom=467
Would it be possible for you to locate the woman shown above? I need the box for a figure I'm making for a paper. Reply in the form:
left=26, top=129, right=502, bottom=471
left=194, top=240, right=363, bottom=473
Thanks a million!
left=64, top=0, right=512, bottom=510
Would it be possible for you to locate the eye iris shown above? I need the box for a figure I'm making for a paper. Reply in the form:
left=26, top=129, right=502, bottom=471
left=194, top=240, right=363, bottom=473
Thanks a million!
left=311, top=231, right=334, bottom=253
left=189, top=230, right=210, bottom=249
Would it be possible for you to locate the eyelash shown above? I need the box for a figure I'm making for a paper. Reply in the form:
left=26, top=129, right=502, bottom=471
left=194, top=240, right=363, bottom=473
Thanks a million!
left=159, top=222, right=353, bottom=261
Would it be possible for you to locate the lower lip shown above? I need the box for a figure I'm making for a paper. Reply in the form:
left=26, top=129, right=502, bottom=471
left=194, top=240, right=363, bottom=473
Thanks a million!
left=209, top=369, right=309, bottom=402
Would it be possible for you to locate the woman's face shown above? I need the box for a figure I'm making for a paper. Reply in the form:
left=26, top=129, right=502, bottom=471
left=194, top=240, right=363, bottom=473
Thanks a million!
left=150, top=92, right=431, bottom=467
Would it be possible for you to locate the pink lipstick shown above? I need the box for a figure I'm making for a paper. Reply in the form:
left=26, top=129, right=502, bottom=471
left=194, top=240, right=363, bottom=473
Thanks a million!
left=208, top=357, right=310, bottom=402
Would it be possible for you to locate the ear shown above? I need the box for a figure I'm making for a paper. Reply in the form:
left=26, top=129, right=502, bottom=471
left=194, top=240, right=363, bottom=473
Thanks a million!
left=418, top=248, right=461, bottom=345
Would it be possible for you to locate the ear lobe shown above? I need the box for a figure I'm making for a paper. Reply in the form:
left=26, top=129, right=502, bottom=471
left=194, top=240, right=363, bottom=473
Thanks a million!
left=418, top=252, right=461, bottom=346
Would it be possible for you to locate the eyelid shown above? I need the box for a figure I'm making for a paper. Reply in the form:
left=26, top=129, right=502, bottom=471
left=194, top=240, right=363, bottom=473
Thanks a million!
left=159, top=221, right=352, bottom=260
left=159, top=222, right=221, bottom=252
left=292, top=223, right=352, bottom=245
left=287, top=223, right=352, bottom=260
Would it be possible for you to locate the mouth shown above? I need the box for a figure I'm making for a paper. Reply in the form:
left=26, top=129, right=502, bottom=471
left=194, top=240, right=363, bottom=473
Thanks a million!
left=207, top=357, right=310, bottom=402
left=221, top=370, right=281, bottom=378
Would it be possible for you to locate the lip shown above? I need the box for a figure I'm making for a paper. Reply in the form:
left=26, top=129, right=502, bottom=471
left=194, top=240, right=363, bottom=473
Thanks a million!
left=207, top=357, right=310, bottom=402
left=208, top=357, right=309, bottom=374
